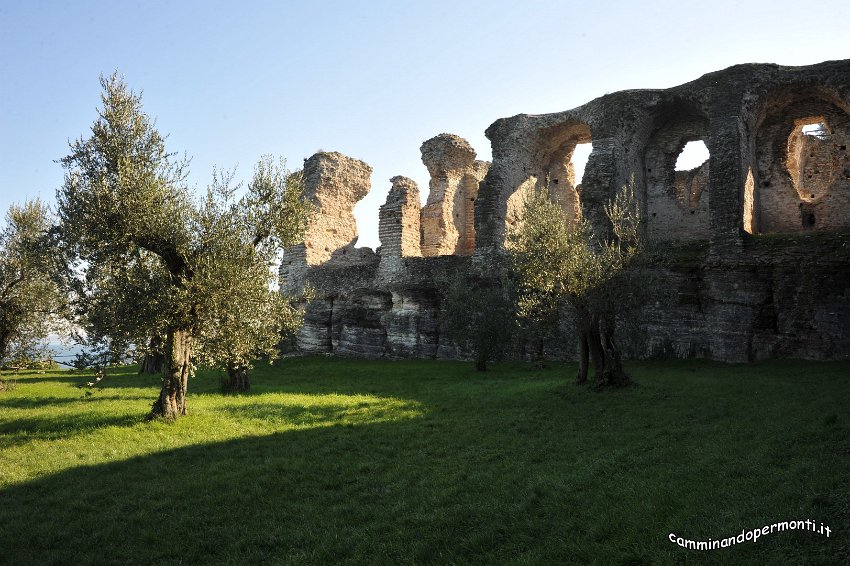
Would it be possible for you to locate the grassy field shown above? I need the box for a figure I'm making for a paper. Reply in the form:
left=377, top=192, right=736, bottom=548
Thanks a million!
left=0, top=357, right=848, bottom=565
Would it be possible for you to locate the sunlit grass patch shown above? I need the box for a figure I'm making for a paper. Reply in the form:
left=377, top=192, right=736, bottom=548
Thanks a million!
left=0, top=367, right=423, bottom=488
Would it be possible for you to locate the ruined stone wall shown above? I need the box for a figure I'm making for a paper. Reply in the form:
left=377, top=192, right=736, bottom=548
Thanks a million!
left=378, top=176, right=421, bottom=260
left=283, top=59, right=850, bottom=363
left=754, top=101, right=850, bottom=233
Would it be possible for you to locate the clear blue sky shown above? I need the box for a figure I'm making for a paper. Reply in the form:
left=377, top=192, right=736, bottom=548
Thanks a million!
left=2, top=0, right=849, bottom=249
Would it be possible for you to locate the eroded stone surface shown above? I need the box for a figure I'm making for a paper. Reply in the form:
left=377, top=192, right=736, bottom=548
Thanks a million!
left=301, top=151, right=372, bottom=264
left=420, top=134, right=489, bottom=257
left=756, top=108, right=850, bottom=233
left=379, top=176, right=421, bottom=261
left=280, top=152, right=374, bottom=292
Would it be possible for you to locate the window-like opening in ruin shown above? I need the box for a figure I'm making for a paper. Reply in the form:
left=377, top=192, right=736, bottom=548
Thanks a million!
left=801, top=122, right=829, bottom=139
left=644, top=110, right=710, bottom=241
left=786, top=117, right=834, bottom=205
left=675, top=140, right=710, bottom=171
left=571, top=142, right=592, bottom=187
left=669, top=139, right=710, bottom=210
left=530, top=123, right=593, bottom=230
left=743, top=168, right=756, bottom=234
left=753, top=93, right=850, bottom=234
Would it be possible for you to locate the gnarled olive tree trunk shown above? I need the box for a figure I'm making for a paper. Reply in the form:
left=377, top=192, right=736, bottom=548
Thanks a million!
left=224, top=364, right=250, bottom=392
left=596, top=314, right=629, bottom=387
left=574, top=310, right=630, bottom=388
left=0, top=327, right=11, bottom=367
left=148, top=328, right=192, bottom=420
left=138, top=337, right=165, bottom=374
left=576, top=315, right=591, bottom=384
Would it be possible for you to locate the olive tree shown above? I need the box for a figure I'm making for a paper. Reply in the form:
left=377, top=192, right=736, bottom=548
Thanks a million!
left=440, top=268, right=515, bottom=371
left=508, top=179, right=647, bottom=387
left=57, top=73, right=311, bottom=419
left=0, top=199, right=67, bottom=367
left=191, top=166, right=309, bottom=393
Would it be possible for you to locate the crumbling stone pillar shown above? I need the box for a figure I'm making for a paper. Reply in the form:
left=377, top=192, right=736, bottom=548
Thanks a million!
left=379, top=176, right=421, bottom=258
left=579, top=137, right=629, bottom=240
left=280, top=151, right=372, bottom=293
left=708, top=116, right=746, bottom=252
left=420, top=134, right=489, bottom=257
left=378, top=176, right=421, bottom=277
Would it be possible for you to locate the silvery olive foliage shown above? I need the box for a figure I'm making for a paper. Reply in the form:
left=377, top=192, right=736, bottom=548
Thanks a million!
left=508, top=177, right=647, bottom=386
left=190, top=165, right=310, bottom=375
left=0, top=199, right=68, bottom=367
left=57, top=73, right=312, bottom=417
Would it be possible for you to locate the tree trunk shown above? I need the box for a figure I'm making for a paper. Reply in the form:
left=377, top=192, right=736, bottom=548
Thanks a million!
left=576, top=330, right=589, bottom=384
left=0, top=308, right=15, bottom=365
left=475, top=355, right=487, bottom=372
left=138, top=351, right=164, bottom=374
left=148, top=328, right=192, bottom=421
left=0, top=328, right=10, bottom=367
left=596, top=314, right=630, bottom=388
left=138, top=337, right=165, bottom=374
left=225, top=365, right=251, bottom=392
left=575, top=308, right=591, bottom=384
left=574, top=309, right=630, bottom=388
left=586, top=313, right=606, bottom=380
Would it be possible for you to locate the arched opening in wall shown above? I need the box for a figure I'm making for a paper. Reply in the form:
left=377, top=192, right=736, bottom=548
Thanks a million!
left=754, top=94, right=850, bottom=234
left=743, top=168, right=756, bottom=234
left=501, top=121, right=592, bottom=245
left=671, top=140, right=710, bottom=210
left=787, top=118, right=833, bottom=200
left=644, top=109, right=711, bottom=241
left=532, top=122, right=593, bottom=227
left=571, top=142, right=592, bottom=188
left=675, top=140, right=710, bottom=171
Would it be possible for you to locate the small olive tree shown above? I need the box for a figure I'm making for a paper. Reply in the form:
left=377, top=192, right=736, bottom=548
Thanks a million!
left=440, top=268, right=516, bottom=371
left=57, top=73, right=311, bottom=419
left=0, top=200, right=67, bottom=368
left=509, top=178, right=647, bottom=387
left=191, top=166, right=309, bottom=393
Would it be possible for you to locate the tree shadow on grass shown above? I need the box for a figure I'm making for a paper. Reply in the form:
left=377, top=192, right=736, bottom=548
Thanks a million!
left=0, top=394, right=153, bottom=410
left=1, top=417, right=839, bottom=566
left=0, top=422, right=446, bottom=565
left=0, top=412, right=146, bottom=449
left=9, top=368, right=160, bottom=389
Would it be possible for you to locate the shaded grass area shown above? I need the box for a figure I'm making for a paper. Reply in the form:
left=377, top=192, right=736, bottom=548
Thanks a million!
left=0, top=358, right=848, bottom=565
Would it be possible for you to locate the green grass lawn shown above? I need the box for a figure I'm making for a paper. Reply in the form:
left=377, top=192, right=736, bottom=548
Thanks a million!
left=0, top=357, right=848, bottom=565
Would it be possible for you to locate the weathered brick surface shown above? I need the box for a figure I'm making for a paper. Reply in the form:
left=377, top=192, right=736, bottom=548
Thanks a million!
left=420, top=134, right=489, bottom=257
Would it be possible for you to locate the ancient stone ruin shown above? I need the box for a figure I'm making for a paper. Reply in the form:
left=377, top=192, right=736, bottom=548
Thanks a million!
left=281, top=59, right=850, bottom=362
